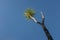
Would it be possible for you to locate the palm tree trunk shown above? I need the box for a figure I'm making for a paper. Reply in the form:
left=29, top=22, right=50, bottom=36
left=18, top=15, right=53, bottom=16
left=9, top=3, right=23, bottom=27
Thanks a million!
left=37, top=22, right=53, bottom=40
left=30, top=15, right=53, bottom=40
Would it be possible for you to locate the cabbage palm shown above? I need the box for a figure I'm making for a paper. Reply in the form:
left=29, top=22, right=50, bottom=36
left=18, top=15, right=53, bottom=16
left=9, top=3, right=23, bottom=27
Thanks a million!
left=24, top=8, right=53, bottom=40
left=24, top=8, right=37, bottom=22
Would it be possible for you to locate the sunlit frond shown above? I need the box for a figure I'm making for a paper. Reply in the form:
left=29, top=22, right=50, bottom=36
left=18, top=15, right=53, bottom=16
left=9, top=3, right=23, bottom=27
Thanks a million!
left=24, top=8, right=35, bottom=20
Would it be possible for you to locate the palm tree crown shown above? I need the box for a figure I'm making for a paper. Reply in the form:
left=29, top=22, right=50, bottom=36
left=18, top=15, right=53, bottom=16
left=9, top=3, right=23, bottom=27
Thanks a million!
left=24, top=8, right=35, bottom=20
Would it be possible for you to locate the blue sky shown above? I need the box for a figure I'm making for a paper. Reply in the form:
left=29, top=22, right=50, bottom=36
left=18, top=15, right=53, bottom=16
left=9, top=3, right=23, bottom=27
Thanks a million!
left=0, top=0, right=60, bottom=40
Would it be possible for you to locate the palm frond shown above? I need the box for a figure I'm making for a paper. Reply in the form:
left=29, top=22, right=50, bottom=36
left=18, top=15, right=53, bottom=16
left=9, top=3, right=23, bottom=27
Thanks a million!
left=24, top=8, right=35, bottom=20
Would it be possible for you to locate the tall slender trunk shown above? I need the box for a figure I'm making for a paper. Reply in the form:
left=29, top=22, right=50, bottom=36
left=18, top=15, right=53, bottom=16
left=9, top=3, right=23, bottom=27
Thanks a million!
left=30, top=16, right=53, bottom=40
left=37, top=22, right=53, bottom=40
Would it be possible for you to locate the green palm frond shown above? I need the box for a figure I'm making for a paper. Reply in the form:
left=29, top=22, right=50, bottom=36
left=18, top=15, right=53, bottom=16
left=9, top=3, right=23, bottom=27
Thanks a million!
left=24, top=8, right=35, bottom=20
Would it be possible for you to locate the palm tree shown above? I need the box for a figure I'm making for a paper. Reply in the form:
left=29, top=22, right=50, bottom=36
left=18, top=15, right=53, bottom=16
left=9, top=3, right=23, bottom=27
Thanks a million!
left=24, top=8, right=53, bottom=40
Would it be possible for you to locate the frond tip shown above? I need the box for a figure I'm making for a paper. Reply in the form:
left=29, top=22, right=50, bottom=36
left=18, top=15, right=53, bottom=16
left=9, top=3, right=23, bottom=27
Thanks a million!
left=24, top=8, right=35, bottom=20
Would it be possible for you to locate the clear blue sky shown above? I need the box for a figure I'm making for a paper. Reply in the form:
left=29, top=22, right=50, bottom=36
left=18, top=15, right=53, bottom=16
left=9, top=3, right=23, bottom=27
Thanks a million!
left=0, top=0, right=60, bottom=40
